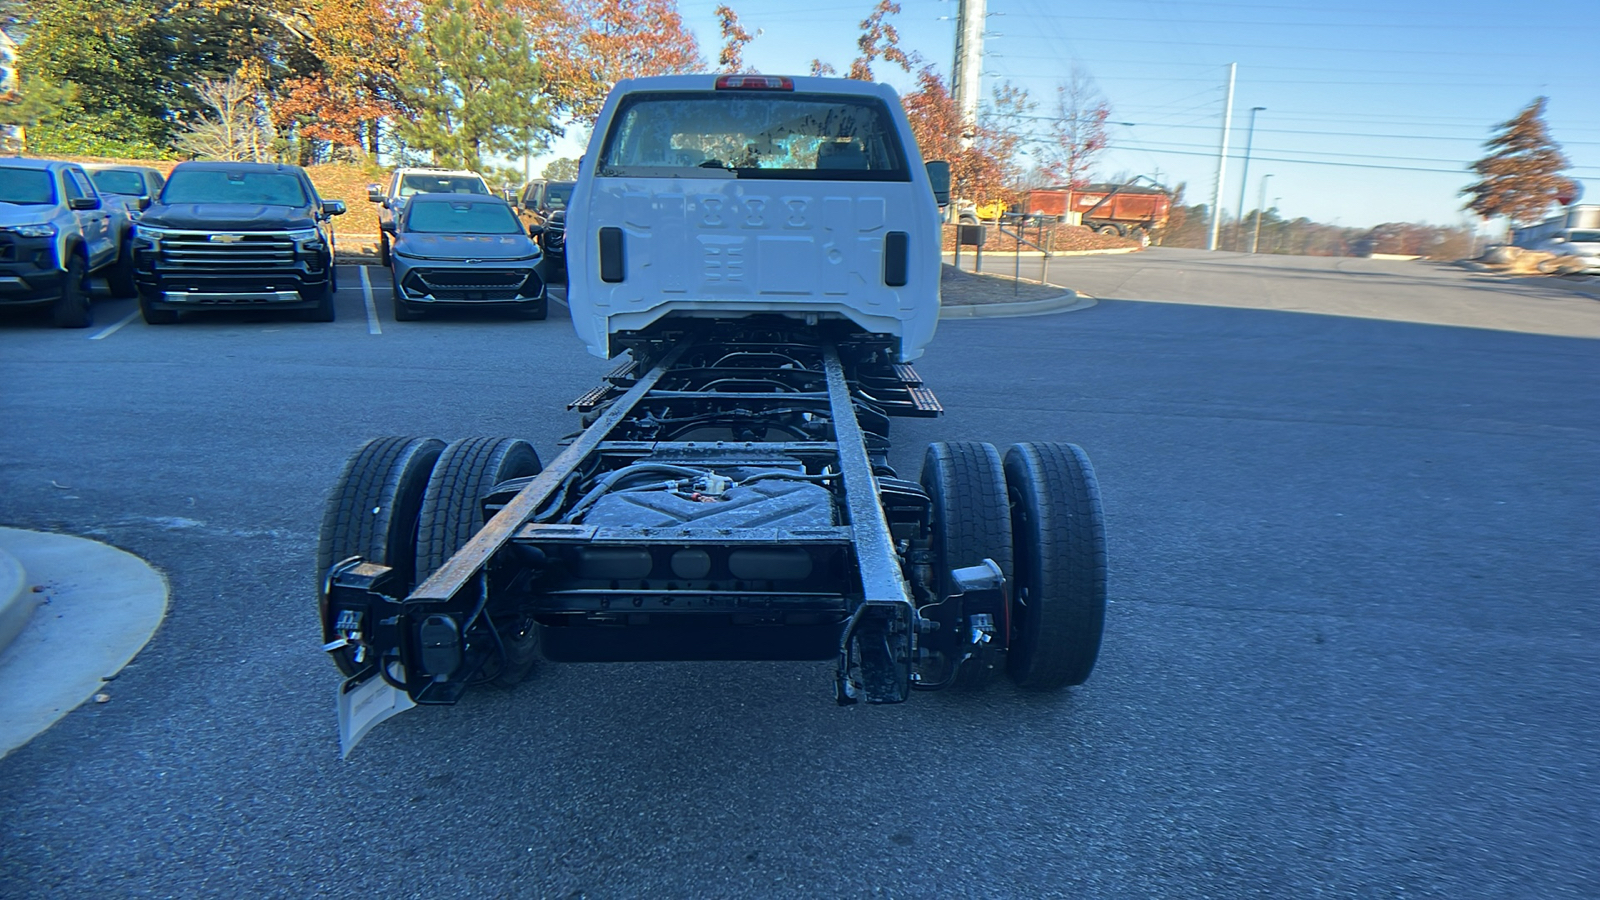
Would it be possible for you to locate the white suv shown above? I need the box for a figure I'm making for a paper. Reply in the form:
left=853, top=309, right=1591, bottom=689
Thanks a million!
left=566, top=75, right=949, bottom=362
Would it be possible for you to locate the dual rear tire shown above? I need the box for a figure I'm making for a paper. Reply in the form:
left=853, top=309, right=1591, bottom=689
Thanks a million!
left=920, top=440, right=1107, bottom=691
left=317, top=436, right=542, bottom=684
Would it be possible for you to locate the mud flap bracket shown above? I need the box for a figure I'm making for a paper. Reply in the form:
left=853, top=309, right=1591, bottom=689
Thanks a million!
left=835, top=600, right=917, bottom=705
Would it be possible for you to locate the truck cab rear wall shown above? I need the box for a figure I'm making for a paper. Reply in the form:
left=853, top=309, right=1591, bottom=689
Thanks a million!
left=565, top=75, right=943, bottom=363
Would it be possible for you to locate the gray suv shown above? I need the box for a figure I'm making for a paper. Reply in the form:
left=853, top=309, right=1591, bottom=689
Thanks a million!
left=0, top=158, right=135, bottom=327
left=367, top=168, right=491, bottom=265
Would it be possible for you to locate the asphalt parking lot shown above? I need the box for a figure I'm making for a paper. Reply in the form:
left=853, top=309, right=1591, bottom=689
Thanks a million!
left=2, top=254, right=1598, bottom=898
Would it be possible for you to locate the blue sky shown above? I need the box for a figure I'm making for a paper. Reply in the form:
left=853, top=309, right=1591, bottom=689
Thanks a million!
left=538, top=0, right=1599, bottom=231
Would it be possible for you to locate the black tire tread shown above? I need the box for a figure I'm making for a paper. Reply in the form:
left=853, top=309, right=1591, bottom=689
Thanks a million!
left=921, top=441, right=1013, bottom=691
left=51, top=255, right=91, bottom=328
left=416, top=437, right=542, bottom=579
left=107, top=237, right=138, bottom=297
left=138, top=289, right=177, bottom=325
left=316, top=436, right=445, bottom=587
left=1004, top=442, right=1108, bottom=689
left=416, top=437, right=543, bottom=686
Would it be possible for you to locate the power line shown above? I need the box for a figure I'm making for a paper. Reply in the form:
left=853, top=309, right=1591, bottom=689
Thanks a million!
left=1006, top=12, right=1545, bottom=31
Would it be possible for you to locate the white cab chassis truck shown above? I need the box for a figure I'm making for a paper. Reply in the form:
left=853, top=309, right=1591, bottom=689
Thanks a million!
left=318, top=75, right=1107, bottom=756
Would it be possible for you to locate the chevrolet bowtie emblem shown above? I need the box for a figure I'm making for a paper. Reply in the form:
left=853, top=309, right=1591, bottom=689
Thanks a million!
left=209, top=234, right=245, bottom=243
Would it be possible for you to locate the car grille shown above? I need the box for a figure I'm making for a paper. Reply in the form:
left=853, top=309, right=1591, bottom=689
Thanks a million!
left=403, top=268, right=537, bottom=302
left=157, top=232, right=299, bottom=270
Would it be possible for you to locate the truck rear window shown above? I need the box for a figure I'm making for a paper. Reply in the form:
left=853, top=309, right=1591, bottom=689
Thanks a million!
left=0, top=168, right=56, bottom=205
left=598, top=92, right=909, bottom=181
left=163, top=170, right=308, bottom=207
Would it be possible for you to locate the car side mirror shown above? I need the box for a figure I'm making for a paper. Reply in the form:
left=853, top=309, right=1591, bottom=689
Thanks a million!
left=527, top=224, right=545, bottom=237
left=379, top=220, right=396, bottom=233
left=367, top=184, right=384, bottom=203
left=68, top=196, right=101, bottom=211
left=925, top=160, right=951, bottom=207
left=324, top=200, right=347, bottom=217
left=137, top=196, right=152, bottom=211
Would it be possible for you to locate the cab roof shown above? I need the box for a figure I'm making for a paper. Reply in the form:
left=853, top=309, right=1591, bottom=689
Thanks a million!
left=606, top=74, right=901, bottom=102
left=0, top=157, right=75, bottom=171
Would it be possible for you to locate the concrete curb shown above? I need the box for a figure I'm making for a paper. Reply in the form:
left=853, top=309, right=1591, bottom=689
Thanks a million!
left=941, top=290, right=1098, bottom=319
left=0, top=528, right=170, bottom=760
left=0, top=546, right=30, bottom=655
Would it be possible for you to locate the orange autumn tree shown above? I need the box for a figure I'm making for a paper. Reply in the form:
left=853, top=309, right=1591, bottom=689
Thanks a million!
left=504, top=0, right=701, bottom=127
left=714, top=5, right=756, bottom=73
left=570, top=0, right=700, bottom=122
left=848, top=0, right=915, bottom=81
left=900, top=66, right=1026, bottom=209
left=274, top=0, right=420, bottom=159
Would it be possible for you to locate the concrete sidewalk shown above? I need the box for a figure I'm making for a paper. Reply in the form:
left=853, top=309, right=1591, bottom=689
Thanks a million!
left=0, top=528, right=168, bottom=759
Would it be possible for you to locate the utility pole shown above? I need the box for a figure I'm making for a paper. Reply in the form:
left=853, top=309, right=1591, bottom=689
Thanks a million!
left=951, top=0, right=987, bottom=149
left=1251, top=174, right=1273, bottom=253
left=1207, top=63, right=1236, bottom=252
left=1235, top=106, right=1264, bottom=250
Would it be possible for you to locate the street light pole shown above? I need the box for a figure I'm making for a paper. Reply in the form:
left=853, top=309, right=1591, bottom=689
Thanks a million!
left=1251, top=174, right=1273, bottom=253
left=1235, top=106, right=1264, bottom=250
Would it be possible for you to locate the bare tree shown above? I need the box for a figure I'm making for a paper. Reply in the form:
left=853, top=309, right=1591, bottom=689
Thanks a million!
left=177, top=78, right=276, bottom=162
left=1042, top=66, right=1110, bottom=189
left=1462, top=97, right=1579, bottom=226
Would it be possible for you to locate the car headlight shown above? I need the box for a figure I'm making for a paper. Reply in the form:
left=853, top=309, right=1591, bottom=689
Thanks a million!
left=287, top=228, right=321, bottom=242
left=134, top=225, right=171, bottom=241
left=5, top=223, right=56, bottom=239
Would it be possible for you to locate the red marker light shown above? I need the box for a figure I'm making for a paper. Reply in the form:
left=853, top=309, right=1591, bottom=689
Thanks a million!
left=714, top=75, right=795, bottom=91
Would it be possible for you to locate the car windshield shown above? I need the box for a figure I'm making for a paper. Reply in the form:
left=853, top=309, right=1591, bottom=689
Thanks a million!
left=1566, top=230, right=1600, bottom=243
left=162, top=170, right=308, bottom=206
left=405, top=199, right=522, bottom=235
left=0, top=168, right=57, bottom=205
left=91, top=170, right=147, bottom=196
left=398, top=174, right=488, bottom=198
left=544, top=182, right=574, bottom=208
left=598, top=91, right=909, bottom=181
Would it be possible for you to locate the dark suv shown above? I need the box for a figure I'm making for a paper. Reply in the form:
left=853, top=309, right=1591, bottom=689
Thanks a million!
left=132, top=162, right=346, bottom=324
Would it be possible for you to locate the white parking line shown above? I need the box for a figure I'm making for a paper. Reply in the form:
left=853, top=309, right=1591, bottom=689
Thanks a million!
left=359, top=266, right=382, bottom=335
left=88, top=310, right=140, bottom=341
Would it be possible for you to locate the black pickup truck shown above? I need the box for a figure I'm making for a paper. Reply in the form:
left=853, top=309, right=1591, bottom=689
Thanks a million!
left=132, top=162, right=346, bottom=324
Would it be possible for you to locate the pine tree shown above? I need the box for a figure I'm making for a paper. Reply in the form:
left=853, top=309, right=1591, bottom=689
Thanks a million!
left=394, top=0, right=553, bottom=172
left=1462, top=97, right=1579, bottom=226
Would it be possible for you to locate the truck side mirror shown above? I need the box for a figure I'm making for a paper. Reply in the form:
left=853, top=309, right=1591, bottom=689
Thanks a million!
left=925, top=161, right=951, bottom=207
left=324, top=200, right=347, bottom=217
left=366, top=184, right=384, bottom=203
left=68, top=196, right=101, bottom=211
left=137, top=196, right=152, bottom=211
left=527, top=224, right=546, bottom=237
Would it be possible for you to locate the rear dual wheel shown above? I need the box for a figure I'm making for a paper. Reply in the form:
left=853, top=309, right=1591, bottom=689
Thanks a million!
left=317, top=436, right=446, bottom=676
left=1004, top=442, right=1108, bottom=689
left=417, top=437, right=544, bottom=686
left=920, top=441, right=1013, bottom=691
